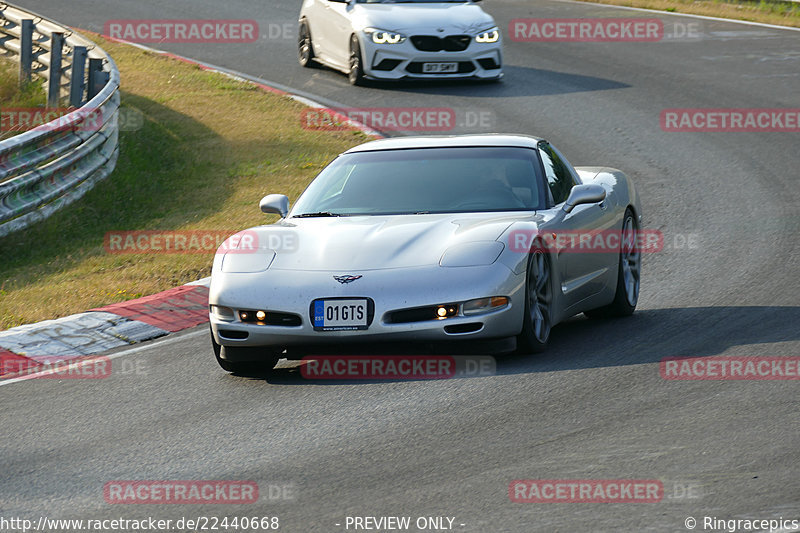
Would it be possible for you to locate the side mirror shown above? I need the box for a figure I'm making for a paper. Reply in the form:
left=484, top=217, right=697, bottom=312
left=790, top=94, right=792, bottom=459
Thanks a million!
left=260, top=194, right=289, bottom=218
left=563, top=184, right=606, bottom=214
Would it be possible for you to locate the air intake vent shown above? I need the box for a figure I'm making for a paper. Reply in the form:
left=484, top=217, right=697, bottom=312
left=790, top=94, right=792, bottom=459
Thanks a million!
left=410, top=35, right=471, bottom=52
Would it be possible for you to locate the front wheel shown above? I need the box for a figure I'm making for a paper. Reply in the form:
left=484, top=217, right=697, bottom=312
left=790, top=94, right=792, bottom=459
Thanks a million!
left=348, top=35, right=366, bottom=86
left=516, top=249, right=553, bottom=354
left=585, top=208, right=640, bottom=318
left=298, top=21, right=315, bottom=68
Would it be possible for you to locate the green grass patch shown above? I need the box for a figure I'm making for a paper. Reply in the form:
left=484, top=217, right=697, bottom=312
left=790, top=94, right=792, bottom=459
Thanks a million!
left=0, top=57, right=47, bottom=140
left=0, top=37, right=368, bottom=330
left=577, top=0, right=800, bottom=27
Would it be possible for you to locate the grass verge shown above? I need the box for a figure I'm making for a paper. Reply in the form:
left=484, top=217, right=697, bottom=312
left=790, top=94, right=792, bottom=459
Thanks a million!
left=577, top=0, right=800, bottom=28
left=0, top=36, right=368, bottom=330
left=0, top=58, right=47, bottom=140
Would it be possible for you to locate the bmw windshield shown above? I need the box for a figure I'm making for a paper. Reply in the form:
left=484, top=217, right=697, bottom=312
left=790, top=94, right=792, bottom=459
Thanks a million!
left=290, top=147, right=547, bottom=217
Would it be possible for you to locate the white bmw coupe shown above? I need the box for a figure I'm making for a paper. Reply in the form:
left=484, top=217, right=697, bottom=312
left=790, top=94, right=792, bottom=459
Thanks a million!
left=298, top=0, right=503, bottom=85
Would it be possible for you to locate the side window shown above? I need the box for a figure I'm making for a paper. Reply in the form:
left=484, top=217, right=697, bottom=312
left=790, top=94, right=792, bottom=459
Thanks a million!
left=538, top=142, right=577, bottom=205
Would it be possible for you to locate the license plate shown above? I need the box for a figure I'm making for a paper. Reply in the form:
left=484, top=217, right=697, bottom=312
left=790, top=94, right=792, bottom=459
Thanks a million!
left=313, top=299, right=368, bottom=331
left=422, top=62, right=458, bottom=73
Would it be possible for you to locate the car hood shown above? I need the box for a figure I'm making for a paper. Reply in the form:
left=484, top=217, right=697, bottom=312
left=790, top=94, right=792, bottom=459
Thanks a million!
left=259, top=213, right=524, bottom=271
left=352, top=3, right=495, bottom=35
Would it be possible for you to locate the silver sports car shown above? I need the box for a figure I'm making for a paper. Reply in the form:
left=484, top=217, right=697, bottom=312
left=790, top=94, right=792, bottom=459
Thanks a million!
left=209, top=134, right=642, bottom=372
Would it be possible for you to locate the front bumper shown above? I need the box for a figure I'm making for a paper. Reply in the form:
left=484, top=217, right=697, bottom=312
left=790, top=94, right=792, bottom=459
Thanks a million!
left=209, top=264, right=524, bottom=350
left=361, top=36, right=503, bottom=80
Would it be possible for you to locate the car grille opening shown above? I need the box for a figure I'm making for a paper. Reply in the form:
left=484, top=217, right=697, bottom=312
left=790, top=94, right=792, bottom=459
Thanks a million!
left=477, top=57, right=501, bottom=70
left=263, top=312, right=302, bottom=326
left=410, top=35, right=471, bottom=52
left=444, top=323, right=483, bottom=334
left=386, top=304, right=459, bottom=324
left=406, top=61, right=476, bottom=75
left=373, top=58, right=403, bottom=71
left=218, top=329, right=248, bottom=340
left=237, top=311, right=302, bottom=327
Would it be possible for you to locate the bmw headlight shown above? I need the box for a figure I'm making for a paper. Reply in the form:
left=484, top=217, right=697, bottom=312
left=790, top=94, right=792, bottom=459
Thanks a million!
left=475, top=27, right=499, bottom=43
left=365, top=27, right=406, bottom=44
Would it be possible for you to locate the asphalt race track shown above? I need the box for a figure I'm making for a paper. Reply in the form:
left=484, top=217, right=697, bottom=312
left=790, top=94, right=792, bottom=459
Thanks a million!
left=2, top=0, right=799, bottom=531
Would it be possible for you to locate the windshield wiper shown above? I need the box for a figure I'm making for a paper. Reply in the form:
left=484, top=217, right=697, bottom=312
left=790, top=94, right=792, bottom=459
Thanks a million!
left=292, top=211, right=343, bottom=218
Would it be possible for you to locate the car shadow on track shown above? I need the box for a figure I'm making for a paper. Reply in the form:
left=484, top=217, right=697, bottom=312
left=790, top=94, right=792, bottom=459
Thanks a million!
left=228, top=305, right=800, bottom=385
left=359, top=65, right=629, bottom=98
left=497, top=305, right=800, bottom=375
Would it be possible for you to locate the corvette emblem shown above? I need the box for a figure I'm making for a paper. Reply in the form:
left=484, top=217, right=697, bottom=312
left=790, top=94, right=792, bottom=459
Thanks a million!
left=334, top=275, right=362, bottom=284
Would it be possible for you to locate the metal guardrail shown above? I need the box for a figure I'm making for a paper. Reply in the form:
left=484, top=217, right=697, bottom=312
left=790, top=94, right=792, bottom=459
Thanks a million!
left=0, top=2, right=119, bottom=238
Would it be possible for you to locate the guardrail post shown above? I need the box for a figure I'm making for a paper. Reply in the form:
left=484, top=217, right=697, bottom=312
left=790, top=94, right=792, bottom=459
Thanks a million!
left=19, top=19, right=34, bottom=87
left=47, top=32, right=64, bottom=108
left=69, top=46, right=88, bottom=107
left=87, top=58, right=108, bottom=100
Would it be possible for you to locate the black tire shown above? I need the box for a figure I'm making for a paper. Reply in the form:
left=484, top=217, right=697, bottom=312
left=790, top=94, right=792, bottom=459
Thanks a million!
left=584, top=208, right=640, bottom=319
left=298, top=20, right=315, bottom=68
left=516, top=248, right=553, bottom=354
left=211, top=328, right=279, bottom=374
left=348, top=35, right=366, bottom=86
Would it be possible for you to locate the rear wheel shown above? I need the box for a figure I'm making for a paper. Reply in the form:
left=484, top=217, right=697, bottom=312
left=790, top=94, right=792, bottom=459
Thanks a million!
left=298, top=21, right=315, bottom=67
left=211, top=328, right=279, bottom=374
left=585, top=208, right=640, bottom=318
left=348, top=35, right=366, bottom=86
left=516, top=249, right=553, bottom=354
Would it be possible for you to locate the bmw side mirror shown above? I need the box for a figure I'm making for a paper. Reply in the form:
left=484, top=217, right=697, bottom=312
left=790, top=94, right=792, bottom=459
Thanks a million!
left=260, top=194, right=289, bottom=218
left=563, top=184, right=606, bottom=214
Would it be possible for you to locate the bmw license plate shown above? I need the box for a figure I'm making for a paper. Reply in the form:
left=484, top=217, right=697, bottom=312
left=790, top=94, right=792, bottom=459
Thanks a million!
left=313, top=299, right=368, bottom=331
left=423, top=62, right=458, bottom=73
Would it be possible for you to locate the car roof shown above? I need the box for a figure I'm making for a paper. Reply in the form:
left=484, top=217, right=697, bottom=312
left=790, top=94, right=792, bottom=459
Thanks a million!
left=343, top=134, right=544, bottom=153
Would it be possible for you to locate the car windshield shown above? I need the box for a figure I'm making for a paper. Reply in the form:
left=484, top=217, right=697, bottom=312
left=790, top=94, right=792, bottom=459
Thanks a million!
left=290, top=146, right=547, bottom=217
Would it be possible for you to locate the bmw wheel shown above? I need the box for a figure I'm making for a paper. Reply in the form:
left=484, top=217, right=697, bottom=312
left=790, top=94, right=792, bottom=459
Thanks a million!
left=349, top=34, right=366, bottom=86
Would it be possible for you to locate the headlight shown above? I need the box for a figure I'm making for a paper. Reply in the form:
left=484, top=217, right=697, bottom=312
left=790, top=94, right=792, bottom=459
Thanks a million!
left=475, top=27, right=499, bottom=43
left=365, top=27, right=406, bottom=44
left=440, top=241, right=504, bottom=267
left=220, top=250, right=276, bottom=273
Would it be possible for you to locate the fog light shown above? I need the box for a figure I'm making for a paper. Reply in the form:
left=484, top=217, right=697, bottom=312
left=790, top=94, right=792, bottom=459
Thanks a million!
left=239, top=311, right=250, bottom=321
left=256, top=310, right=267, bottom=321
left=436, top=305, right=458, bottom=319
left=463, top=296, right=509, bottom=316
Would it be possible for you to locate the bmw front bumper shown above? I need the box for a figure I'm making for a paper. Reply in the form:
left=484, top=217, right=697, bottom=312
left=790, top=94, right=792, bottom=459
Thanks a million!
left=360, top=36, right=503, bottom=81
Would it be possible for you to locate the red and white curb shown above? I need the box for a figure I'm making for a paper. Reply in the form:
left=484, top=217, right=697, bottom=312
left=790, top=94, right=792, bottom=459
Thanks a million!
left=1, top=32, right=385, bottom=380
left=0, top=279, right=210, bottom=378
